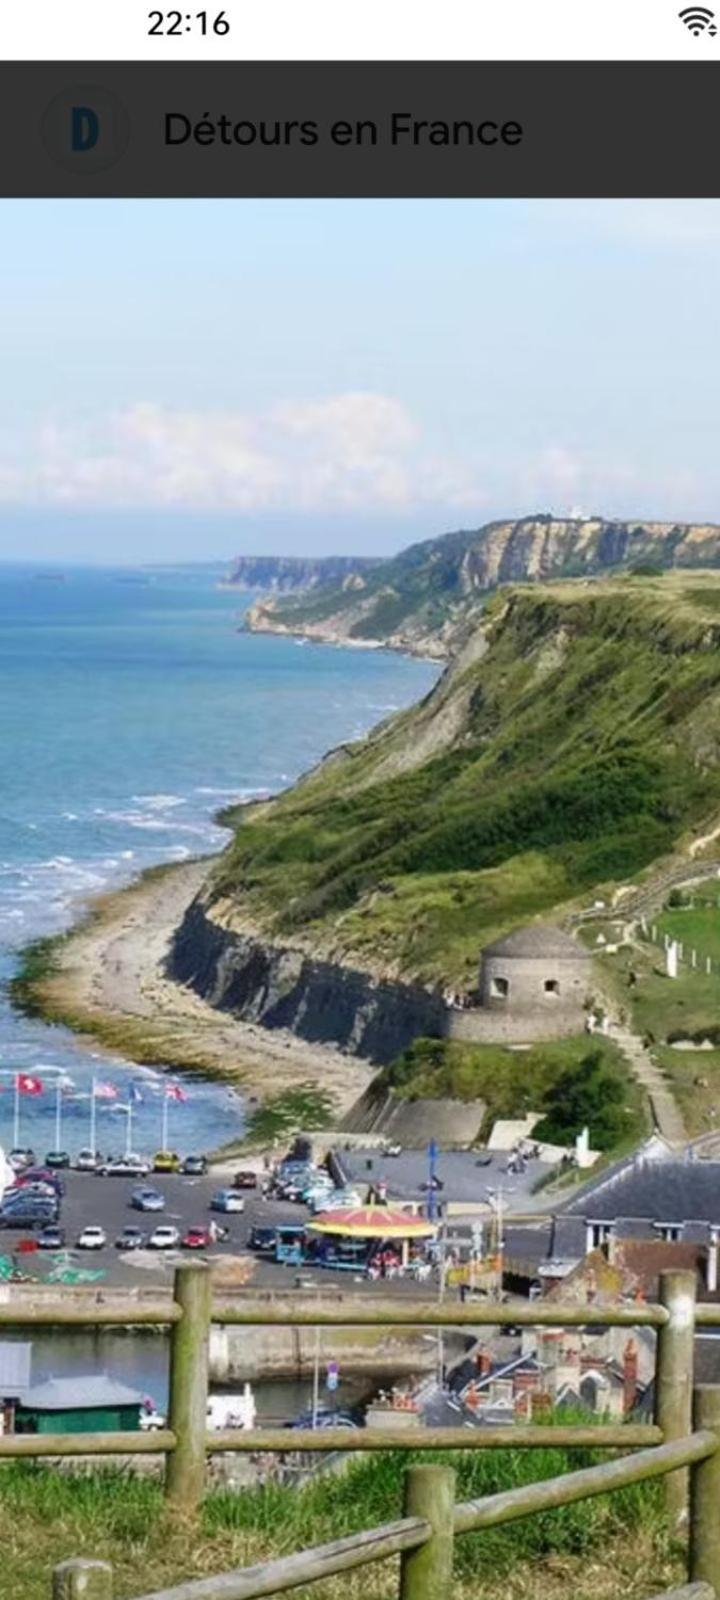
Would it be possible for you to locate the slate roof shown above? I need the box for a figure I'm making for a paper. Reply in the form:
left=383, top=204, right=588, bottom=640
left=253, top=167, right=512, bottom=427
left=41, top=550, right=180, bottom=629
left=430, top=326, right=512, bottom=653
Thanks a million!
left=560, top=1156, right=720, bottom=1226
left=20, top=1374, right=144, bottom=1411
left=482, top=926, right=589, bottom=961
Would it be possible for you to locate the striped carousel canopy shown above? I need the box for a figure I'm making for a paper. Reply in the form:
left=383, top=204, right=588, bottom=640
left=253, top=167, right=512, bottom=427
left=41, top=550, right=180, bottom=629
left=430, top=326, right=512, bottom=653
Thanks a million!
left=307, top=1207, right=437, bottom=1239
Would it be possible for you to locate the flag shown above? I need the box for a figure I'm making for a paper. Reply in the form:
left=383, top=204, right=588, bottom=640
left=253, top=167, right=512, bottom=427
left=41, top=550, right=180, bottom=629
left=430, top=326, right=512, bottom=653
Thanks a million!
left=127, top=1084, right=143, bottom=1105
left=165, top=1084, right=188, bottom=1103
left=93, top=1082, right=118, bottom=1100
left=17, top=1074, right=43, bottom=1096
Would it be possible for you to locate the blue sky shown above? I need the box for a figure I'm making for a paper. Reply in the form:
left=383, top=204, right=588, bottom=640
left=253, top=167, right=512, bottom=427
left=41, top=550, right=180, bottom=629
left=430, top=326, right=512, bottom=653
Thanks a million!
left=0, top=198, right=719, bottom=563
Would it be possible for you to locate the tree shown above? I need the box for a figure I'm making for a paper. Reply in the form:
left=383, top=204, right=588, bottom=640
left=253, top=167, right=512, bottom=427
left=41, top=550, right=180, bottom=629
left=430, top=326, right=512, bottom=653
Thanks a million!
left=532, top=1050, right=629, bottom=1151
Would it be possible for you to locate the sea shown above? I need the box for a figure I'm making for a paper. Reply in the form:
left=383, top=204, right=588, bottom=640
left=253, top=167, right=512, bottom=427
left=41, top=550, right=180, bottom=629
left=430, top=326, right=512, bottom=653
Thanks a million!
left=0, top=561, right=438, bottom=1161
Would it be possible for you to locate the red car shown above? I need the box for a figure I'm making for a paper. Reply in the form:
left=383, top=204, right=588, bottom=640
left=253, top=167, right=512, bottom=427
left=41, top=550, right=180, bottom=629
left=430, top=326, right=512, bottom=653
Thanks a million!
left=181, top=1225, right=212, bottom=1250
left=233, top=1170, right=258, bottom=1189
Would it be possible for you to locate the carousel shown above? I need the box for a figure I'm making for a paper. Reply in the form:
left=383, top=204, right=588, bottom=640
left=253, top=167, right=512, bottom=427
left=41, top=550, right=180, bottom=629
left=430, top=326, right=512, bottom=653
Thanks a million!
left=306, top=1206, right=437, bottom=1275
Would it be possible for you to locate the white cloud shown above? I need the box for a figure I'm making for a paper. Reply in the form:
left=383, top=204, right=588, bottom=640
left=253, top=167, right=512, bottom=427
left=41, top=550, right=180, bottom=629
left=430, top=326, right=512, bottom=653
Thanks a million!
left=3, top=394, right=485, bottom=515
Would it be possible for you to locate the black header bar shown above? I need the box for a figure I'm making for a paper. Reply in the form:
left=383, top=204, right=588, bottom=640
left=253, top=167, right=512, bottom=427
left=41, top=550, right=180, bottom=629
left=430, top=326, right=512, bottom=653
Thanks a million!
left=3, top=62, right=719, bottom=196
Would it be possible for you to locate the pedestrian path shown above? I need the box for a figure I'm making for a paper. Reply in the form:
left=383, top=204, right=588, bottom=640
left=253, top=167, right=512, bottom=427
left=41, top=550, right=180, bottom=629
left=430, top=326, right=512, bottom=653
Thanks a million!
left=606, top=1017, right=687, bottom=1145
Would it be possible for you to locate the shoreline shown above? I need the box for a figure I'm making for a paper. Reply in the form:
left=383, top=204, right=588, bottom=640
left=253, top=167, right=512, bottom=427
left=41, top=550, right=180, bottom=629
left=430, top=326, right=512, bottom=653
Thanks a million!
left=13, top=856, right=374, bottom=1131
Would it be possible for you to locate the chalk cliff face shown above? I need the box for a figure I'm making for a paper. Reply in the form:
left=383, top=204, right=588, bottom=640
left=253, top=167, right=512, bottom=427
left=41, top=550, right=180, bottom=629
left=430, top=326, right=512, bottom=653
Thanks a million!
left=244, top=515, right=720, bottom=657
left=225, top=554, right=383, bottom=592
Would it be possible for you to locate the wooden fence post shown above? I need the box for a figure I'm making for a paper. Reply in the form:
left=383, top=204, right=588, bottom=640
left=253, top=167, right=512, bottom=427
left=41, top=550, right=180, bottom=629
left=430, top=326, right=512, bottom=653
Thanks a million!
left=52, top=1558, right=113, bottom=1598
left=399, top=1463, right=456, bottom=1600
left=655, top=1269, right=696, bottom=1526
left=165, top=1262, right=212, bottom=1516
left=689, top=1385, right=720, bottom=1593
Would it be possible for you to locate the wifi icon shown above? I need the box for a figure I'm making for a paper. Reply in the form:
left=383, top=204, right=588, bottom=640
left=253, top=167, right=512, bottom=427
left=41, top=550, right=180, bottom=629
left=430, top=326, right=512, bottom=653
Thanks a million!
left=679, top=5, right=717, bottom=33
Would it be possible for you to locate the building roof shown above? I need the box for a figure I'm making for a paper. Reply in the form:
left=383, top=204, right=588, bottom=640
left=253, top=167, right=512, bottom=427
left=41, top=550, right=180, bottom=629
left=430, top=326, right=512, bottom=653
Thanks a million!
left=482, top=925, right=590, bottom=961
left=20, top=1374, right=144, bottom=1411
left=0, top=1342, right=31, bottom=1396
left=560, top=1153, right=720, bottom=1226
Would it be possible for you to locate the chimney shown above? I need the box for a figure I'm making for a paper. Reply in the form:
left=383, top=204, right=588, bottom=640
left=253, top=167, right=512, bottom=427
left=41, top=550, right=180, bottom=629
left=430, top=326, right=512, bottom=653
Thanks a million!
left=707, top=1231, right=719, bottom=1294
left=623, top=1339, right=639, bottom=1414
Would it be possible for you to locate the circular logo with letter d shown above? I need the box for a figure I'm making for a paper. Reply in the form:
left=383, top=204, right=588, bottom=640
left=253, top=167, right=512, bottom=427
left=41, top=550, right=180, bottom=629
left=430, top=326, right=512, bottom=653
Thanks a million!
left=41, top=84, right=131, bottom=174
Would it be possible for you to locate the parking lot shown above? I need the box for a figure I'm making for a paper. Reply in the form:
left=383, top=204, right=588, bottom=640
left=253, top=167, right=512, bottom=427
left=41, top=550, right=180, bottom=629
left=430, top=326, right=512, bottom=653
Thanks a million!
left=0, top=1167, right=308, bottom=1289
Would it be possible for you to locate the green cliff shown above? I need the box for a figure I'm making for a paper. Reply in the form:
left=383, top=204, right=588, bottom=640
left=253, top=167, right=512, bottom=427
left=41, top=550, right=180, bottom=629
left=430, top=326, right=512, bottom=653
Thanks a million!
left=244, top=514, right=720, bottom=657
left=206, top=570, right=720, bottom=988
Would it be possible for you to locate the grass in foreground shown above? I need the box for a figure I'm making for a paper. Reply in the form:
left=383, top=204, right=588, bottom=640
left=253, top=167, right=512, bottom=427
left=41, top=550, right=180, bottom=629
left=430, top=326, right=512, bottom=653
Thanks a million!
left=0, top=1447, right=681, bottom=1600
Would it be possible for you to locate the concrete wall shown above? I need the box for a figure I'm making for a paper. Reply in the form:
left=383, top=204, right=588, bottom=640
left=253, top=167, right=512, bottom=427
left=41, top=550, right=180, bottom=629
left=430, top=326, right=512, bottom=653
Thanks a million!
left=340, top=1085, right=485, bottom=1146
left=447, top=1007, right=584, bottom=1044
left=209, top=1322, right=440, bottom=1383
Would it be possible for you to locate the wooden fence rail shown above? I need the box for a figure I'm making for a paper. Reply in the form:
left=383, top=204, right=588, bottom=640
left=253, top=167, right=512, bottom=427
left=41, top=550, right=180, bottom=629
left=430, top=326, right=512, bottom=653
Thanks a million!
left=10, top=1263, right=720, bottom=1509
left=52, top=1406, right=720, bottom=1600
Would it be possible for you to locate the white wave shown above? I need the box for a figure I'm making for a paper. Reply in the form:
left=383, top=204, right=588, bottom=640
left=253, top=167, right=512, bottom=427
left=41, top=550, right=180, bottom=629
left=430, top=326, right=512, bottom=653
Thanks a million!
left=132, top=794, right=187, bottom=812
left=195, top=785, right=270, bottom=800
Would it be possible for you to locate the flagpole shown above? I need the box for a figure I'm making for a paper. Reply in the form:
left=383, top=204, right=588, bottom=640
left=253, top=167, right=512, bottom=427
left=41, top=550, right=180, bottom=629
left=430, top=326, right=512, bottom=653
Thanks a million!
left=161, top=1090, right=168, bottom=1151
left=55, top=1080, right=62, bottom=1151
left=13, top=1074, right=19, bottom=1150
left=126, top=1100, right=133, bottom=1158
left=90, top=1077, right=97, bottom=1156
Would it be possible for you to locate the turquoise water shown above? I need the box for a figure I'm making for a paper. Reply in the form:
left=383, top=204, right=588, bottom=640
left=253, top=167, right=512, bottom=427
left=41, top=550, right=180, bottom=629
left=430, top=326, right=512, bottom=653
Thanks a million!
left=0, top=563, right=437, bottom=1156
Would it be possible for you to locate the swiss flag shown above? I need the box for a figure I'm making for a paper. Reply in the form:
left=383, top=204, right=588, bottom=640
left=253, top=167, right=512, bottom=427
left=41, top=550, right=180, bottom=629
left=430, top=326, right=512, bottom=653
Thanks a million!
left=166, top=1083, right=188, bottom=1102
left=17, top=1074, right=43, bottom=1096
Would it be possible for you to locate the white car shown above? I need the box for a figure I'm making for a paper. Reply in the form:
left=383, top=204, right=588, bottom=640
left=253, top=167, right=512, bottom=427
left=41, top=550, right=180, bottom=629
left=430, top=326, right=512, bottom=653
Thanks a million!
left=148, top=1224, right=181, bottom=1250
left=139, top=1408, right=167, bottom=1431
left=77, top=1225, right=107, bottom=1250
left=74, top=1148, right=100, bottom=1172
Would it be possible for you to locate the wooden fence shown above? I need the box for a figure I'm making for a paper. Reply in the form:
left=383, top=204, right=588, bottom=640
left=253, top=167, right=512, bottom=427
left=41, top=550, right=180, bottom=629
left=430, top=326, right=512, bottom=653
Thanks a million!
left=16, top=1263, right=720, bottom=1599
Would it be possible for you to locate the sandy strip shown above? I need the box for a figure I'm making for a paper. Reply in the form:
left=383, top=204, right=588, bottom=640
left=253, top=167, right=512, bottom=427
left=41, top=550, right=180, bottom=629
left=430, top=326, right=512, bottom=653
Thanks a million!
left=30, top=860, right=373, bottom=1115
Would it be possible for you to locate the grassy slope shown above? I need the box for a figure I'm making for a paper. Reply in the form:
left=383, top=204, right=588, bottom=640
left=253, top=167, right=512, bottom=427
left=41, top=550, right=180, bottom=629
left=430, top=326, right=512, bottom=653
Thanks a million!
left=374, top=1035, right=648, bottom=1152
left=210, top=573, right=720, bottom=989
left=0, top=1449, right=678, bottom=1600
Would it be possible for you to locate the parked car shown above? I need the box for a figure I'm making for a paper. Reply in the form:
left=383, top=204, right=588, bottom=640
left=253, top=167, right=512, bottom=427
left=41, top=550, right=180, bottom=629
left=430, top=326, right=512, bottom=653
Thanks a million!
left=310, top=1190, right=361, bottom=1214
left=36, top=1224, right=66, bottom=1249
left=77, top=1225, right=107, bottom=1250
left=384, top=1143, right=403, bottom=1158
left=148, top=1225, right=181, bottom=1250
left=44, top=1150, right=71, bottom=1169
left=152, top=1150, right=181, bottom=1174
left=210, top=1189, right=245, bottom=1214
left=287, top=1408, right=360, bottom=1431
left=99, top=1153, right=150, bottom=1178
left=302, top=1178, right=334, bottom=1205
left=8, top=1148, right=35, bottom=1172
left=115, top=1225, right=146, bottom=1250
left=0, top=1196, right=58, bottom=1229
left=139, top=1408, right=167, bottom=1432
left=130, top=1186, right=165, bottom=1212
left=232, top=1170, right=258, bottom=1189
left=10, top=1182, right=59, bottom=1207
left=74, top=1148, right=101, bottom=1172
left=16, top=1167, right=65, bottom=1196
left=181, top=1154, right=207, bottom=1177
left=181, top=1225, right=212, bottom=1250
left=248, top=1224, right=278, bottom=1254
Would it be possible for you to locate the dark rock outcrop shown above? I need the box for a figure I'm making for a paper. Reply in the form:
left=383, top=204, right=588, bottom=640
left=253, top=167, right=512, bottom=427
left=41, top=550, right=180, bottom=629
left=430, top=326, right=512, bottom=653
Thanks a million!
left=168, top=900, right=446, bottom=1064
